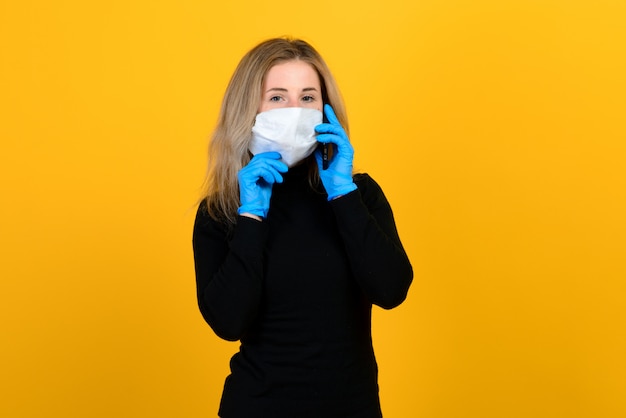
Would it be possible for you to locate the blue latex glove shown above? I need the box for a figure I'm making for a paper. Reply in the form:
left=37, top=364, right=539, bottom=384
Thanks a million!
left=238, top=152, right=288, bottom=218
left=314, top=104, right=357, bottom=200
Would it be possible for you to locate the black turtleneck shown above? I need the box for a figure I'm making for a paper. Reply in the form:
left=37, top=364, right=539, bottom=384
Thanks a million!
left=192, top=162, right=413, bottom=418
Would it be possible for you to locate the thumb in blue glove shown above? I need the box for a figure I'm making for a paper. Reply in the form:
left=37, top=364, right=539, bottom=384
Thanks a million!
left=314, top=104, right=357, bottom=200
left=238, top=152, right=288, bottom=218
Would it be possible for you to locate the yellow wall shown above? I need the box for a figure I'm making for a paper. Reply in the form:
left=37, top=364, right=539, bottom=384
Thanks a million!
left=1, top=1, right=625, bottom=417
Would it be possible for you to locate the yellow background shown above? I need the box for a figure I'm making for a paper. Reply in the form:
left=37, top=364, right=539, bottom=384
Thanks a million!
left=1, top=0, right=625, bottom=417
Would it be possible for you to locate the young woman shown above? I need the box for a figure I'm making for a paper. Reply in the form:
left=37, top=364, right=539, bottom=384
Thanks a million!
left=193, top=37, right=413, bottom=417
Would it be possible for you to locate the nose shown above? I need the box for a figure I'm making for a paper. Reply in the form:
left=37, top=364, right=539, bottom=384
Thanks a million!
left=290, top=94, right=305, bottom=108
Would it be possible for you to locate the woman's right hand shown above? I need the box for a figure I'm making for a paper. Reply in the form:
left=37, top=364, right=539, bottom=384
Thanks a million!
left=237, top=152, right=288, bottom=219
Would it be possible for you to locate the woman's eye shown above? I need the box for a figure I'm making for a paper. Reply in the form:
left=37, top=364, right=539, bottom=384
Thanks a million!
left=269, top=96, right=282, bottom=102
left=302, top=95, right=315, bottom=102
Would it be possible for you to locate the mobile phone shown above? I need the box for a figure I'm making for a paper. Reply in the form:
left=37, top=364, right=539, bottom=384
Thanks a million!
left=321, top=110, right=329, bottom=170
left=322, top=144, right=329, bottom=170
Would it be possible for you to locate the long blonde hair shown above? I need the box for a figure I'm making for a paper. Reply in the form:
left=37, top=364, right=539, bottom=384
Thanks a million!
left=201, top=37, right=349, bottom=223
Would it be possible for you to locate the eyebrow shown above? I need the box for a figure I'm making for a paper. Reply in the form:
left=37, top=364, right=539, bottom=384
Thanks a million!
left=265, top=87, right=320, bottom=93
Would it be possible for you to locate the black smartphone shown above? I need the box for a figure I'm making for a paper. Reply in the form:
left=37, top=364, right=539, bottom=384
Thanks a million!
left=321, top=109, right=329, bottom=170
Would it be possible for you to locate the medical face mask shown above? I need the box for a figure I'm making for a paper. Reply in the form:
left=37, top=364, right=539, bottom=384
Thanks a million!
left=249, top=107, right=323, bottom=167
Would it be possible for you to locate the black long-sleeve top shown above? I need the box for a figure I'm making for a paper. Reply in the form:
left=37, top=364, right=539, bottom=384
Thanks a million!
left=192, top=163, right=413, bottom=418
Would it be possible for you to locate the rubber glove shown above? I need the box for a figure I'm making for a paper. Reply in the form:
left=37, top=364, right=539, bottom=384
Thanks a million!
left=238, top=152, right=288, bottom=218
left=314, top=104, right=357, bottom=200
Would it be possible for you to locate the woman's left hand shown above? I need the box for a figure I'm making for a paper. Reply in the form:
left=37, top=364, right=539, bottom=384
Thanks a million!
left=314, top=104, right=357, bottom=200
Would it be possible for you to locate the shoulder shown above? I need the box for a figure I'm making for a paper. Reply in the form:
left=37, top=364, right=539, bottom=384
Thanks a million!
left=354, top=172, right=385, bottom=197
left=353, top=172, right=390, bottom=209
left=193, top=200, right=232, bottom=238
left=194, top=199, right=211, bottom=226
left=354, top=172, right=379, bottom=189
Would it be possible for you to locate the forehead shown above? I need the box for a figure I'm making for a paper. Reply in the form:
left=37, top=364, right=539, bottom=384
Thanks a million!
left=263, top=60, right=320, bottom=87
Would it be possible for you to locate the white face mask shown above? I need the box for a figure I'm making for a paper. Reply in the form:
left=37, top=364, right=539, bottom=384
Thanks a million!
left=249, top=107, right=323, bottom=167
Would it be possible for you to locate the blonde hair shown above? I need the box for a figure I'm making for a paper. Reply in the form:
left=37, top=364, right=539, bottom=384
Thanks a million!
left=200, top=37, right=349, bottom=223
